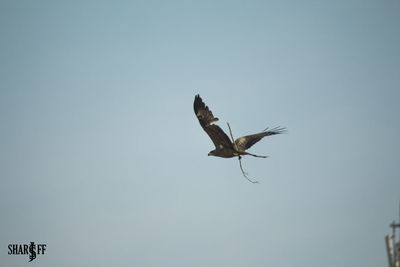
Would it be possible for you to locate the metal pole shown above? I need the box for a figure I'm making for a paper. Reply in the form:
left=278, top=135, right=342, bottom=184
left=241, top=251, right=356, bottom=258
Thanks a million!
left=390, top=221, right=400, bottom=267
left=386, top=235, right=394, bottom=267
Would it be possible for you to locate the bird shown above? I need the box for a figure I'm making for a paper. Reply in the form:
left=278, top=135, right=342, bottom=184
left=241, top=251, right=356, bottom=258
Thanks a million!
left=194, top=94, right=285, bottom=183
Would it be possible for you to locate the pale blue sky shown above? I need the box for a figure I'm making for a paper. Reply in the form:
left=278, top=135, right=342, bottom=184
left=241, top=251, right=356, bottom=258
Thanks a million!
left=0, top=1, right=399, bottom=266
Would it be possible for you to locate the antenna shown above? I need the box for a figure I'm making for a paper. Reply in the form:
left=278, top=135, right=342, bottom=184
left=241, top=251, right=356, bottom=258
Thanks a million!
left=386, top=202, right=400, bottom=267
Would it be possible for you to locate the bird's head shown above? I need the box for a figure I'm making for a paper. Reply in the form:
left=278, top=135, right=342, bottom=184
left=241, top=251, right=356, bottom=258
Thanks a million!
left=208, top=150, right=216, bottom=157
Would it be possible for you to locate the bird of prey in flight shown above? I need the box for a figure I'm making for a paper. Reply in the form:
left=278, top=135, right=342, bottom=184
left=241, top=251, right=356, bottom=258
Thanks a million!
left=194, top=94, right=285, bottom=183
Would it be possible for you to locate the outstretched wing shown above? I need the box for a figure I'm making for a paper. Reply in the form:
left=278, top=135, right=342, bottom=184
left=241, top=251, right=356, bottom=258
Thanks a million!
left=235, top=127, right=286, bottom=151
left=194, top=94, right=233, bottom=149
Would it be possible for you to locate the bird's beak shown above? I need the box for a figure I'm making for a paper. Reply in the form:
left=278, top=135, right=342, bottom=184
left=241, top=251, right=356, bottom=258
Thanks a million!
left=207, top=153, right=211, bottom=156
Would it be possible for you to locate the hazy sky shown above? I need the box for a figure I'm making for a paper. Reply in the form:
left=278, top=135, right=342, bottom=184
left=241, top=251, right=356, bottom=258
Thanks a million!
left=1, top=1, right=399, bottom=266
